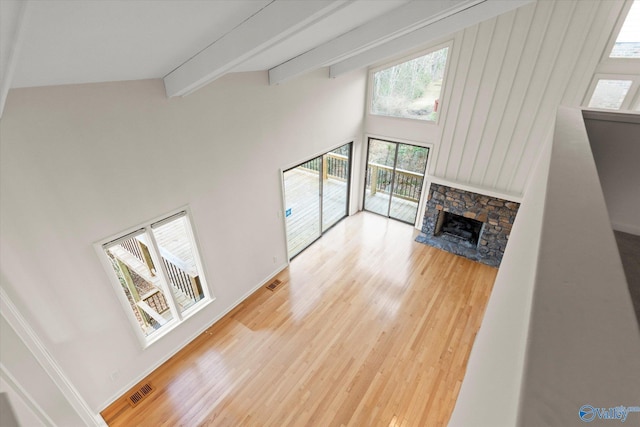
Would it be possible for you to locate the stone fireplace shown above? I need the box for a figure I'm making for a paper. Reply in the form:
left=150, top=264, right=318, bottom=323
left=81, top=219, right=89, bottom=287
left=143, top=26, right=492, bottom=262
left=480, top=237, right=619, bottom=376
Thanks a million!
left=416, top=184, right=520, bottom=267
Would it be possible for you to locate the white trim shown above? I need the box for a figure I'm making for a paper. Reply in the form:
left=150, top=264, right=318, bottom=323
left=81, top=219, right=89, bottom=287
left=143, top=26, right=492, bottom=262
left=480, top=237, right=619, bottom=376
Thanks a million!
left=0, top=363, right=54, bottom=427
left=164, top=0, right=351, bottom=96
left=0, top=289, right=106, bottom=426
left=367, top=40, right=454, bottom=126
left=281, top=141, right=355, bottom=261
left=330, top=0, right=534, bottom=78
left=599, top=0, right=638, bottom=63
left=612, top=221, right=640, bottom=236
left=94, top=205, right=215, bottom=349
left=268, top=0, right=478, bottom=85
left=93, top=241, right=155, bottom=346
left=368, top=40, right=453, bottom=75
left=136, top=301, right=168, bottom=326
left=0, top=1, right=30, bottom=119
left=361, top=135, right=434, bottom=229
left=583, top=73, right=640, bottom=111
left=582, top=108, right=640, bottom=123
left=97, top=263, right=287, bottom=411
left=280, top=138, right=356, bottom=173
left=426, top=176, right=523, bottom=203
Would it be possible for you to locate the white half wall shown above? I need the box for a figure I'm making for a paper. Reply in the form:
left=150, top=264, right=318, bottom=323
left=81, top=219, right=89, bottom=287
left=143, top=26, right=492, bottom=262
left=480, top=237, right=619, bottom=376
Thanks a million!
left=448, top=104, right=550, bottom=427
left=450, top=107, right=640, bottom=426
left=0, top=68, right=366, bottom=412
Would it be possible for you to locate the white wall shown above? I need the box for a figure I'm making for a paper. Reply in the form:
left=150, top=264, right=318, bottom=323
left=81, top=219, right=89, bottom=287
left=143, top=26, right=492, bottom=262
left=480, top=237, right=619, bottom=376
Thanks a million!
left=584, top=111, right=640, bottom=235
left=365, top=0, right=625, bottom=198
left=0, top=68, right=366, bottom=412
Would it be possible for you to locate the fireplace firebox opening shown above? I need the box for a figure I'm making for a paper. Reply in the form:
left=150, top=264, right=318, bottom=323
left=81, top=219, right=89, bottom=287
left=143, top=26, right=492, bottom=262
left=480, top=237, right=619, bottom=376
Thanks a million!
left=435, top=211, right=483, bottom=246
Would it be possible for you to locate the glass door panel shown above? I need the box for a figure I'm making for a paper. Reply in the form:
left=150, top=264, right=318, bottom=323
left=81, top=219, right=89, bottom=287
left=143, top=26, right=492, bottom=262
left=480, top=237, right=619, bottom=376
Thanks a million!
left=322, top=143, right=351, bottom=232
left=284, top=158, right=322, bottom=259
left=364, top=138, right=429, bottom=224
left=389, top=144, right=429, bottom=222
left=364, top=139, right=397, bottom=216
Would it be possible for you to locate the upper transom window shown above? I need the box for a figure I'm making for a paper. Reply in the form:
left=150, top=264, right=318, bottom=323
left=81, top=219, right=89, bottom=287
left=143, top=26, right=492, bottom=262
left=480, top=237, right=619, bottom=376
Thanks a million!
left=370, top=45, right=450, bottom=122
left=610, top=0, right=640, bottom=58
left=584, top=1, right=640, bottom=111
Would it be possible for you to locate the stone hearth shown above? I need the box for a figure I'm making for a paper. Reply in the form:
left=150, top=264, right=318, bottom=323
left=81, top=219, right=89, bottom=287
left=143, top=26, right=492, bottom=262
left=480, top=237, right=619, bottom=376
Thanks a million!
left=416, top=184, right=520, bottom=267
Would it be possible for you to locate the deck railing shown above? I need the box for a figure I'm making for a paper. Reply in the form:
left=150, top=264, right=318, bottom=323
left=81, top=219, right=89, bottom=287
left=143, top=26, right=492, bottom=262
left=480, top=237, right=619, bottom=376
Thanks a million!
left=158, top=247, right=202, bottom=302
left=298, top=153, right=349, bottom=180
left=118, top=237, right=202, bottom=311
left=298, top=153, right=423, bottom=202
left=366, top=162, right=424, bottom=202
left=120, top=238, right=144, bottom=264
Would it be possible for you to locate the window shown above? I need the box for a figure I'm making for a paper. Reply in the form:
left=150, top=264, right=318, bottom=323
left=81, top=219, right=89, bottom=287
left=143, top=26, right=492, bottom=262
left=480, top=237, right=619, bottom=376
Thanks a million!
left=584, top=1, right=640, bottom=111
left=610, top=0, right=640, bottom=58
left=371, top=45, right=450, bottom=121
left=588, top=78, right=634, bottom=109
left=98, top=210, right=211, bottom=346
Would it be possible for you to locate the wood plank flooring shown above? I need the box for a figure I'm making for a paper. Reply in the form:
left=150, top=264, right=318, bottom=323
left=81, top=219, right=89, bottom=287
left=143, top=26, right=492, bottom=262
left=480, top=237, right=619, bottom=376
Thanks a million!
left=102, top=212, right=497, bottom=427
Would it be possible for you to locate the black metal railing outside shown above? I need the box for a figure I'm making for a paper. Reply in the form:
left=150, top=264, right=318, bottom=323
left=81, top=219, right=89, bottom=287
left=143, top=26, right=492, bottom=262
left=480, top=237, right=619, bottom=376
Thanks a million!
left=366, top=163, right=424, bottom=201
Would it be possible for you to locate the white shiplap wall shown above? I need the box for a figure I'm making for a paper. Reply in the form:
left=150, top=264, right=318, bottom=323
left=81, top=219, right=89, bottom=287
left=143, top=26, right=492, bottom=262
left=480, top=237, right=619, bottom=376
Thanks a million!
left=368, top=0, right=627, bottom=198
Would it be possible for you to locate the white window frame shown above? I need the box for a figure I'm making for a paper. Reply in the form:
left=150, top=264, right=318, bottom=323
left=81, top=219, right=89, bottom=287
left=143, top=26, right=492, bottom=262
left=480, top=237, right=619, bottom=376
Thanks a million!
left=368, top=40, right=454, bottom=125
left=95, top=207, right=213, bottom=348
left=584, top=73, right=640, bottom=111
left=583, top=0, right=640, bottom=112
left=604, top=0, right=640, bottom=61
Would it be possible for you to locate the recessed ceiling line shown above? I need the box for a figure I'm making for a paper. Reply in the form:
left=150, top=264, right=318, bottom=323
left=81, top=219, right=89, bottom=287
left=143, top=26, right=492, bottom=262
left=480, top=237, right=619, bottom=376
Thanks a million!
left=0, top=0, right=31, bottom=119
left=162, top=0, right=276, bottom=79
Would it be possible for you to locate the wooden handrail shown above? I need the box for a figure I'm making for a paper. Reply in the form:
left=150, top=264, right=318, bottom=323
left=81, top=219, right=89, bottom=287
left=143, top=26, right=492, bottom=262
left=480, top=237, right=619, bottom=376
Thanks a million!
left=295, top=153, right=425, bottom=202
left=367, top=161, right=424, bottom=179
left=137, top=299, right=167, bottom=326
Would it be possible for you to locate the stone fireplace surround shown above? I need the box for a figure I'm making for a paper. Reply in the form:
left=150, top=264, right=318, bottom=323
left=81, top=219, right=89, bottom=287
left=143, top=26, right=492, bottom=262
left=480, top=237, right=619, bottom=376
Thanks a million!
left=416, top=184, right=520, bottom=267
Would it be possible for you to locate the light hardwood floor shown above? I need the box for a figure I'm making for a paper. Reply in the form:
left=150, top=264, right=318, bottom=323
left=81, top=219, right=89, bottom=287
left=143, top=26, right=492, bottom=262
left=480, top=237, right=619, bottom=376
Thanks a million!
left=102, top=212, right=497, bottom=426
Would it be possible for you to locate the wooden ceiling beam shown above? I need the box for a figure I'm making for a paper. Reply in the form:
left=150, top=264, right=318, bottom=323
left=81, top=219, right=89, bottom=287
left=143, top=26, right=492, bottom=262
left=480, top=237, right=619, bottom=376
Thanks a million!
left=329, top=0, right=534, bottom=78
left=163, top=0, right=349, bottom=98
left=268, top=0, right=479, bottom=85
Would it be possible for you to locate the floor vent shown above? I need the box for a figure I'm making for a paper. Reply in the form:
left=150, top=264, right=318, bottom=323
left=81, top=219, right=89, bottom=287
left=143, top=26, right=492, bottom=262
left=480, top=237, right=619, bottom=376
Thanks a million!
left=127, top=383, right=154, bottom=407
left=266, top=279, right=282, bottom=291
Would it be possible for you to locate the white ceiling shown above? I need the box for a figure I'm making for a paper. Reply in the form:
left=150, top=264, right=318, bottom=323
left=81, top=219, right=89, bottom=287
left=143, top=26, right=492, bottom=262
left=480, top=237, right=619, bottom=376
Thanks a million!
left=0, top=0, right=530, bottom=103
left=4, top=0, right=274, bottom=88
left=1, top=0, right=409, bottom=89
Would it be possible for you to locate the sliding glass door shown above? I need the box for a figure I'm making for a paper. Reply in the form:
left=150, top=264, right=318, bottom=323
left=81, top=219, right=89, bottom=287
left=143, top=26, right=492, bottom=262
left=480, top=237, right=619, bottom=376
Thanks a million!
left=284, top=143, right=352, bottom=259
left=322, top=144, right=351, bottom=231
left=364, top=138, right=428, bottom=224
left=284, top=159, right=321, bottom=259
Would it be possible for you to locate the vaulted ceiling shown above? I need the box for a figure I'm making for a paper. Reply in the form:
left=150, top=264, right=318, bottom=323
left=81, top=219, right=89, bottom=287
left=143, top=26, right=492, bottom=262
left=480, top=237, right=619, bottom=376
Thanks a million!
left=0, top=0, right=531, bottom=115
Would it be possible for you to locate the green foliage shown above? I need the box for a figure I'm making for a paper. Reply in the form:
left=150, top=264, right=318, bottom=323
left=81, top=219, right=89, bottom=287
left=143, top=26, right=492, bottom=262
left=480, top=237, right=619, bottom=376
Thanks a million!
left=368, top=140, right=429, bottom=173
left=372, top=47, right=449, bottom=120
